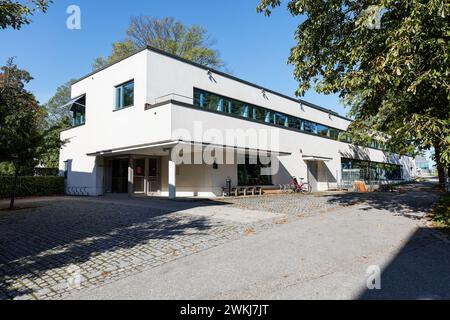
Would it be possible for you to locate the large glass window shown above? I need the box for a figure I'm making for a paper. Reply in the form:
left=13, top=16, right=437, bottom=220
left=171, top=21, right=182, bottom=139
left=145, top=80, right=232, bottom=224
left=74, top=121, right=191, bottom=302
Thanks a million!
left=115, top=80, right=134, bottom=110
left=252, top=106, right=264, bottom=122
left=238, top=155, right=273, bottom=186
left=274, top=113, right=288, bottom=127
left=288, top=117, right=302, bottom=130
left=341, top=158, right=403, bottom=182
left=317, top=124, right=330, bottom=138
left=329, top=128, right=341, bottom=140
left=303, top=121, right=317, bottom=134
left=193, top=89, right=204, bottom=107
left=209, top=93, right=224, bottom=112
left=230, top=100, right=249, bottom=118
left=192, top=88, right=388, bottom=150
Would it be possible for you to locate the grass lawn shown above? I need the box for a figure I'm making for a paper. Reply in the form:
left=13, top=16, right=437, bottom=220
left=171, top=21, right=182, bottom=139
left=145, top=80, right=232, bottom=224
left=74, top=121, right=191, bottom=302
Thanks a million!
left=433, top=193, right=450, bottom=233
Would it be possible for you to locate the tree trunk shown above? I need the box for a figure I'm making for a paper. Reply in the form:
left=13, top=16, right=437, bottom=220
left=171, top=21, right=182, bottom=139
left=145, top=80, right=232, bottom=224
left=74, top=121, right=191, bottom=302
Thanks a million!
left=9, top=171, right=19, bottom=210
left=434, top=142, right=447, bottom=185
left=437, top=164, right=445, bottom=184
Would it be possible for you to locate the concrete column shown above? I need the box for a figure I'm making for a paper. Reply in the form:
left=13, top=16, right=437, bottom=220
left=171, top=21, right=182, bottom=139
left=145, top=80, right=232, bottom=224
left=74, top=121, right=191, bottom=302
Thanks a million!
left=168, top=157, right=176, bottom=199
left=128, top=156, right=134, bottom=196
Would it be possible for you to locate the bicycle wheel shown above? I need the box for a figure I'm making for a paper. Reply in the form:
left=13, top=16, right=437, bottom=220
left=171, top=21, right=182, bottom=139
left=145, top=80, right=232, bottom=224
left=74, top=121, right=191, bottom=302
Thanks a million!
left=288, top=183, right=298, bottom=193
left=300, top=183, right=312, bottom=195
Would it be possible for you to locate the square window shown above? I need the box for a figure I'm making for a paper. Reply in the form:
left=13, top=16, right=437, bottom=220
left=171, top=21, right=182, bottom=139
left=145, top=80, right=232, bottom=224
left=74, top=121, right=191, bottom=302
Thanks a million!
left=115, top=80, right=134, bottom=110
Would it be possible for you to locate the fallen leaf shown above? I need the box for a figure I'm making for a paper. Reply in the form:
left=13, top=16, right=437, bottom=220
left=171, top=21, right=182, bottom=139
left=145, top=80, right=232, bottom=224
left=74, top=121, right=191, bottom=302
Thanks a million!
left=244, top=228, right=255, bottom=236
left=274, top=218, right=288, bottom=225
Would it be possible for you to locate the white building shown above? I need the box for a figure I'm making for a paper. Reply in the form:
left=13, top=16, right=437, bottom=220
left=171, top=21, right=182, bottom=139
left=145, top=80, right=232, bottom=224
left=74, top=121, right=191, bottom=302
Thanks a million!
left=60, top=46, right=414, bottom=198
left=415, top=156, right=432, bottom=176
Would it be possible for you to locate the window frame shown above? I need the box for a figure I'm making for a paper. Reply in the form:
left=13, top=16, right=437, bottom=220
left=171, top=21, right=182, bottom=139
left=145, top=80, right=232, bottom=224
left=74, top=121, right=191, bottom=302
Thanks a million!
left=70, top=94, right=86, bottom=127
left=114, top=79, right=135, bottom=111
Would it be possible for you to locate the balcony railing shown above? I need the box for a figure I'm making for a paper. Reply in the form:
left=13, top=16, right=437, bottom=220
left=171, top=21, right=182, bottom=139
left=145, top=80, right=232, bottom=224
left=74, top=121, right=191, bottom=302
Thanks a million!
left=154, top=93, right=193, bottom=105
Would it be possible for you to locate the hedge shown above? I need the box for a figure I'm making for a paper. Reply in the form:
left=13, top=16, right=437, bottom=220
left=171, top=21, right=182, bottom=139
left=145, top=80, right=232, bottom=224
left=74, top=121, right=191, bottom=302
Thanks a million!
left=0, top=176, right=65, bottom=198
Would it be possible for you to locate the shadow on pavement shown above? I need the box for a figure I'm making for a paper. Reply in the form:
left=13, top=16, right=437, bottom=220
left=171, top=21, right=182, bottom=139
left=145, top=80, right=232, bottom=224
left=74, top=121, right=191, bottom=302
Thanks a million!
left=0, top=197, right=229, bottom=299
left=324, top=182, right=441, bottom=219
left=359, top=227, right=450, bottom=300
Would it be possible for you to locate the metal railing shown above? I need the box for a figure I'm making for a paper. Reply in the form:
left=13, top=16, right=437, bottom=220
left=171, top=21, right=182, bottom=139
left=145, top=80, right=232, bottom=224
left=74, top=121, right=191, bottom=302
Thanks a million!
left=154, top=93, right=193, bottom=105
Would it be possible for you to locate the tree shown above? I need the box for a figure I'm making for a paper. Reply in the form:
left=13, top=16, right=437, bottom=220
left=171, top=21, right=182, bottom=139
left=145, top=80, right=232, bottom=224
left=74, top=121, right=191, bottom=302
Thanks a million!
left=0, top=58, right=64, bottom=209
left=257, top=0, right=450, bottom=183
left=0, top=0, right=51, bottom=29
left=43, top=80, right=73, bottom=126
left=93, top=16, right=224, bottom=70
left=93, top=41, right=136, bottom=70
left=40, top=80, right=73, bottom=168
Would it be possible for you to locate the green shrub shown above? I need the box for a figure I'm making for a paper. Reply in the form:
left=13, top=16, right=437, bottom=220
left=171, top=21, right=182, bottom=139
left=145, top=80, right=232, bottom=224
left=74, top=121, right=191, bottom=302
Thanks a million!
left=0, top=176, right=65, bottom=198
left=433, top=193, right=450, bottom=229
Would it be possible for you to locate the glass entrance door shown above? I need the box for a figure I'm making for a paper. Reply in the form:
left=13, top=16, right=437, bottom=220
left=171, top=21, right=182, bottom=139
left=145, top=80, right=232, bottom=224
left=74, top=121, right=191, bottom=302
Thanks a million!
left=133, top=159, right=145, bottom=193
left=112, top=159, right=128, bottom=193
left=148, top=158, right=160, bottom=193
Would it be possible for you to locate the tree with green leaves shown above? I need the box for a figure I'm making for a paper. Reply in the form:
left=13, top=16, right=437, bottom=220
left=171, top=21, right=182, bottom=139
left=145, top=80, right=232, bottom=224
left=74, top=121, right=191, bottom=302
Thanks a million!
left=0, top=58, right=64, bottom=209
left=43, top=80, right=73, bottom=127
left=0, top=0, right=51, bottom=29
left=93, top=16, right=224, bottom=70
left=40, top=80, right=75, bottom=168
left=257, top=0, right=450, bottom=183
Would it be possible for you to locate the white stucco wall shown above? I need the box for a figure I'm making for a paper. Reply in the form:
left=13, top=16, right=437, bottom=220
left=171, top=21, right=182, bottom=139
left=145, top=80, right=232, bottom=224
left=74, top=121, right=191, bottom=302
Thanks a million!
left=146, top=50, right=350, bottom=131
left=169, top=103, right=414, bottom=193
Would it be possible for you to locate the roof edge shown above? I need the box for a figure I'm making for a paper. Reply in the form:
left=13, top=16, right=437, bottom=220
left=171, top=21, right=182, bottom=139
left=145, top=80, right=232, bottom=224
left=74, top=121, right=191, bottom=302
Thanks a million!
left=72, top=45, right=353, bottom=122
left=72, top=47, right=148, bottom=85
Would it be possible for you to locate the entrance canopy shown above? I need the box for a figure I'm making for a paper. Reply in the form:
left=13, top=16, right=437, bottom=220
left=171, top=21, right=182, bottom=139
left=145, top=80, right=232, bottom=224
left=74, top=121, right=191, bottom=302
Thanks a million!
left=89, top=139, right=292, bottom=199
left=87, top=139, right=292, bottom=158
left=302, top=155, right=333, bottom=162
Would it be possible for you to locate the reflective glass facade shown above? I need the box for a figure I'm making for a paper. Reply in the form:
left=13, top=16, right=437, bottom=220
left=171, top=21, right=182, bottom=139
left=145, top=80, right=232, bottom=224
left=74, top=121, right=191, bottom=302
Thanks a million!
left=341, top=158, right=403, bottom=181
left=194, top=88, right=344, bottom=141
left=193, top=88, right=392, bottom=151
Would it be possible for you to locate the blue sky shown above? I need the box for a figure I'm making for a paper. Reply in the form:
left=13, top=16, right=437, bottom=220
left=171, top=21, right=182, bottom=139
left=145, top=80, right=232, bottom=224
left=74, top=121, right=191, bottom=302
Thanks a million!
left=0, top=0, right=346, bottom=115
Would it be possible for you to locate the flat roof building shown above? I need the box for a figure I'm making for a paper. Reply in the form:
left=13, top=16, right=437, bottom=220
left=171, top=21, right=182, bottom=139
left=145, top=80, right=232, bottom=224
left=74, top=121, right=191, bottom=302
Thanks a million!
left=60, top=46, right=414, bottom=198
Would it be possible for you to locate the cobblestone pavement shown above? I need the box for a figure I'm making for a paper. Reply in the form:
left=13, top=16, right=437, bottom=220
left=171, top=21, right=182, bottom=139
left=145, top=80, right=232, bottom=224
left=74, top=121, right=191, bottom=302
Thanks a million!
left=221, top=193, right=345, bottom=218
left=1, top=195, right=339, bottom=301
left=1, top=186, right=436, bottom=300
left=222, top=184, right=440, bottom=220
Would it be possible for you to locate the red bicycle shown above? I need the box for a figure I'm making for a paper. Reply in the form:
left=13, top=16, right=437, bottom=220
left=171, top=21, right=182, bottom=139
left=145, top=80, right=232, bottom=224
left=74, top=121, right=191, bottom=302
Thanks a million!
left=288, top=177, right=312, bottom=194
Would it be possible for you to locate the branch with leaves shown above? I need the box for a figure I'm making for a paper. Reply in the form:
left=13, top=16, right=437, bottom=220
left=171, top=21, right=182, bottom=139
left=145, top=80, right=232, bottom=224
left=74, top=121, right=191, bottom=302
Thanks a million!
left=93, top=16, right=224, bottom=70
left=0, top=58, right=66, bottom=209
left=0, top=0, right=52, bottom=29
left=258, top=0, right=450, bottom=181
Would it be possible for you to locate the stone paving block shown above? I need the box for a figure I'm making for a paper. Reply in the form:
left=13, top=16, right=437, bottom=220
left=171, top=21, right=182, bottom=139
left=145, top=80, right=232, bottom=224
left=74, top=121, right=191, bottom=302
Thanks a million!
left=0, top=195, right=343, bottom=300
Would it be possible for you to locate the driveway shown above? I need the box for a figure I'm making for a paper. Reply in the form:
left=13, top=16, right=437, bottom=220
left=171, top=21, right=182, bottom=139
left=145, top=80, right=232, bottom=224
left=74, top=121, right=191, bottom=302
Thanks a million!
left=69, top=206, right=450, bottom=300
left=1, top=184, right=449, bottom=300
